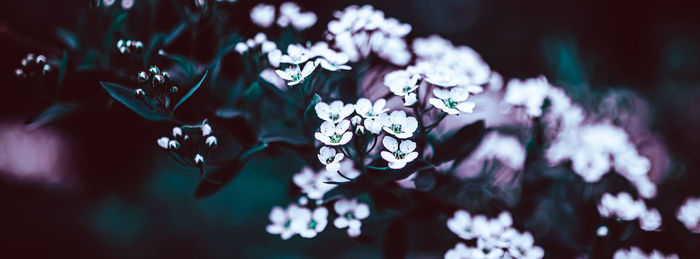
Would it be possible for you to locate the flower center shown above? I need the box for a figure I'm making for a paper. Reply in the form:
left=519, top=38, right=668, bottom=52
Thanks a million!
left=393, top=150, right=405, bottom=159
left=330, top=134, right=343, bottom=143
left=402, top=86, right=412, bottom=93
left=444, top=99, right=457, bottom=109
left=329, top=113, right=339, bottom=121
left=344, top=212, right=355, bottom=219
left=326, top=157, right=335, bottom=164
left=284, top=220, right=291, bottom=228
left=308, top=220, right=317, bottom=229
left=390, top=124, right=402, bottom=133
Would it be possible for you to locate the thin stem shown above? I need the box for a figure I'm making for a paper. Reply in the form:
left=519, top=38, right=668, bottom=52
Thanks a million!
left=425, top=113, right=448, bottom=132
left=366, top=135, right=378, bottom=154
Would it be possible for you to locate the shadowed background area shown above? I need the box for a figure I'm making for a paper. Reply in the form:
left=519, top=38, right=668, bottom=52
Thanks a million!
left=1, top=0, right=699, bottom=258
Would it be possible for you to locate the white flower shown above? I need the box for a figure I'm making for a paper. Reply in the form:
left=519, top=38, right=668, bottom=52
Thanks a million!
left=364, top=118, right=382, bottom=135
left=379, top=110, right=418, bottom=139
left=253, top=32, right=267, bottom=44
left=314, top=120, right=353, bottom=146
left=121, top=0, right=133, bottom=9
left=613, top=247, right=678, bottom=259
left=429, top=87, right=476, bottom=114
left=261, top=41, right=277, bottom=53
left=280, top=44, right=312, bottom=64
left=318, top=146, right=344, bottom=173
left=380, top=136, right=418, bottom=169
left=598, top=192, right=646, bottom=221
left=676, top=197, right=700, bottom=233
left=315, top=100, right=355, bottom=123
left=333, top=199, right=370, bottom=238
left=268, top=49, right=282, bottom=67
left=639, top=208, right=662, bottom=231
left=201, top=123, right=212, bottom=136
left=423, top=66, right=460, bottom=87
left=507, top=232, right=544, bottom=259
left=205, top=136, right=217, bottom=148
left=447, top=210, right=479, bottom=240
left=596, top=226, right=609, bottom=237
left=172, top=127, right=182, bottom=138
left=251, top=3, right=276, bottom=28
left=168, top=140, right=180, bottom=149
left=444, top=243, right=472, bottom=259
left=504, top=76, right=551, bottom=117
left=259, top=69, right=286, bottom=90
left=266, top=204, right=308, bottom=240
left=384, top=70, right=419, bottom=96
left=315, top=52, right=352, bottom=71
left=290, top=206, right=328, bottom=238
left=355, top=98, right=388, bottom=119
left=157, top=137, right=169, bottom=149
left=293, top=167, right=336, bottom=200
left=275, top=61, right=316, bottom=86
left=290, top=11, right=317, bottom=30
left=403, top=93, right=417, bottom=106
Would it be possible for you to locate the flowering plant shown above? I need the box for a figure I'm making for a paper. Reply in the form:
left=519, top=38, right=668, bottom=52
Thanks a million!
left=6, top=1, right=700, bottom=258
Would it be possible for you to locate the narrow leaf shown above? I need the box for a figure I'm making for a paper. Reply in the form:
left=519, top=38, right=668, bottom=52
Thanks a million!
left=100, top=82, right=171, bottom=121
left=304, top=93, right=321, bottom=120
left=25, top=103, right=80, bottom=129
left=57, top=51, right=68, bottom=88
left=173, top=70, right=208, bottom=111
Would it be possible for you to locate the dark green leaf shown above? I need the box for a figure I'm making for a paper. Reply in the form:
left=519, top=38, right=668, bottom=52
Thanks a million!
left=56, top=28, right=79, bottom=50
left=173, top=70, right=208, bottom=111
left=194, top=158, right=247, bottom=199
left=379, top=159, right=435, bottom=182
left=323, top=181, right=368, bottom=201
left=25, top=103, right=80, bottom=129
left=414, top=171, right=436, bottom=192
left=162, top=53, right=196, bottom=77
left=57, top=51, right=68, bottom=88
left=432, top=120, right=485, bottom=164
left=240, top=142, right=268, bottom=161
left=100, top=82, right=171, bottom=121
left=382, top=218, right=408, bottom=259
left=304, top=94, right=321, bottom=120
left=244, top=81, right=262, bottom=101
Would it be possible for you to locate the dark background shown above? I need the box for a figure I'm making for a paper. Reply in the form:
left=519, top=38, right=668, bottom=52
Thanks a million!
left=1, top=0, right=699, bottom=258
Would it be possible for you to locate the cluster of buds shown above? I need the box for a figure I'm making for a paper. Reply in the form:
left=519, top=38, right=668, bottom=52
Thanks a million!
left=117, top=39, right=143, bottom=54
left=15, top=53, right=50, bottom=79
left=134, top=66, right=179, bottom=112
left=157, top=120, right=217, bottom=168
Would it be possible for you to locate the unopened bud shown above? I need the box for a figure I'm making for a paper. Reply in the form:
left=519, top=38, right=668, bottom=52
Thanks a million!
left=26, top=53, right=35, bottom=62
left=21, top=59, right=28, bottom=67
left=15, top=69, right=25, bottom=78
left=194, top=154, right=205, bottom=165
left=153, top=74, right=165, bottom=85
left=42, top=64, right=50, bottom=74
left=168, top=140, right=180, bottom=149
left=119, top=46, right=127, bottom=54
left=135, top=88, right=146, bottom=97
left=170, top=86, right=179, bottom=94
left=172, top=127, right=182, bottom=138
left=161, top=71, right=169, bottom=79
left=205, top=136, right=218, bottom=148
left=36, top=55, right=47, bottom=65
left=355, top=125, right=365, bottom=135
left=126, top=40, right=133, bottom=47
left=157, top=137, right=170, bottom=149
left=350, top=115, right=362, bottom=126
left=133, top=41, right=143, bottom=49
left=137, top=71, right=149, bottom=82
left=117, top=39, right=124, bottom=48
left=201, top=124, right=212, bottom=136
left=148, top=66, right=160, bottom=75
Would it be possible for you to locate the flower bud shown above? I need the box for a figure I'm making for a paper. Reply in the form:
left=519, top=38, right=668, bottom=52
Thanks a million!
left=126, top=40, right=133, bottom=47
left=157, top=137, right=170, bottom=149
left=36, top=55, right=47, bottom=65
left=117, top=39, right=125, bottom=48
left=355, top=125, right=365, bottom=135
left=135, top=88, right=146, bottom=98
left=148, top=66, right=160, bottom=75
left=235, top=42, right=248, bottom=54
left=170, top=86, right=179, bottom=94
left=194, top=154, right=205, bottom=165
left=15, top=69, right=25, bottom=78
left=133, top=41, right=143, bottom=49
left=26, top=53, right=35, bottom=63
left=350, top=115, right=362, bottom=126
left=119, top=46, right=127, bottom=54
left=152, top=74, right=165, bottom=85
left=596, top=225, right=608, bottom=237
left=161, top=71, right=169, bottom=79
left=172, top=127, right=182, bottom=138
left=21, top=59, right=28, bottom=67
left=168, top=140, right=180, bottom=149
left=42, top=64, right=50, bottom=75
left=201, top=124, right=212, bottom=136
left=205, top=136, right=218, bottom=148
left=137, top=71, right=149, bottom=82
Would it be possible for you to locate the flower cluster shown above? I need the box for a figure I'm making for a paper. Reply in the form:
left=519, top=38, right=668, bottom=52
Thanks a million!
left=446, top=210, right=544, bottom=259
left=612, top=247, right=678, bottom=259
left=133, top=66, right=180, bottom=112
left=117, top=39, right=143, bottom=54
left=234, top=32, right=277, bottom=55
left=157, top=120, right=217, bottom=168
left=326, top=5, right=412, bottom=66
left=676, top=196, right=700, bottom=233
left=598, top=192, right=661, bottom=231
left=100, top=0, right=133, bottom=10
left=15, top=53, right=50, bottom=79
left=251, top=2, right=317, bottom=30
left=292, top=161, right=360, bottom=201
left=271, top=42, right=354, bottom=86
left=266, top=203, right=328, bottom=239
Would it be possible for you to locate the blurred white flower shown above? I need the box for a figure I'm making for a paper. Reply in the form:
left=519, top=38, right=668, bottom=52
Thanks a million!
left=503, top=76, right=551, bottom=117
left=384, top=70, right=419, bottom=96
left=194, top=154, right=204, bottom=165
left=333, top=199, right=370, bottom=237
left=676, top=197, right=700, bottom=233
left=315, top=51, right=352, bottom=71
left=315, top=100, right=355, bottom=123
left=259, top=69, right=286, bottom=90
left=293, top=167, right=336, bottom=200
left=598, top=192, right=646, bottom=220
left=378, top=110, right=418, bottom=139
left=403, top=93, right=417, bottom=106
left=275, top=61, right=316, bottom=86
left=290, top=206, right=328, bottom=238
left=277, top=2, right=317, bottom=30
left=596, top=225, right=609, bottom=237
left=447, top=210, right=479, bottom=240
left=251, top=3, right=276, bottom=28
left=429, top=87, right=476, bottom=114
left=613, top=247, right=678, bottom=259
left=317, top=146, right=344, bottom=173
left=380, top=136, right=418, bottom=169
left=444, top=243, right=472, bottom=259
left=639, top=208, right=662, bottom=231
left=121, top=0, right=133, bottom=9
left=314, top=120, right=353, bottom=146
left=423, top=66, right=460, bottom=87
left=281, top=44, right=312, bottom=64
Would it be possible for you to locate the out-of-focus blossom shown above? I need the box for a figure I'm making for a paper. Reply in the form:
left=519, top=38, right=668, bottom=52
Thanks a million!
left=612, top=247, right=678, bottom=259
left=333, top=199, right=370, bottom=237
left=598, top=192, right=661, bottom=231
left=280, top=44, right=312, bottom=65
left=251, top=3, right=276, bottom=28
left=259, top=69, right=286, bottom=90
left=290, top=206, right=328, bottom=238
left=676, top=197, right=700, bottom=233
left=384, top=70, right=420, bottom=97
left=429, top=87, right=476, bottom=114
left=266, top=203, right=304, bottom=240
left=503, top=76, right=551, bottom=117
